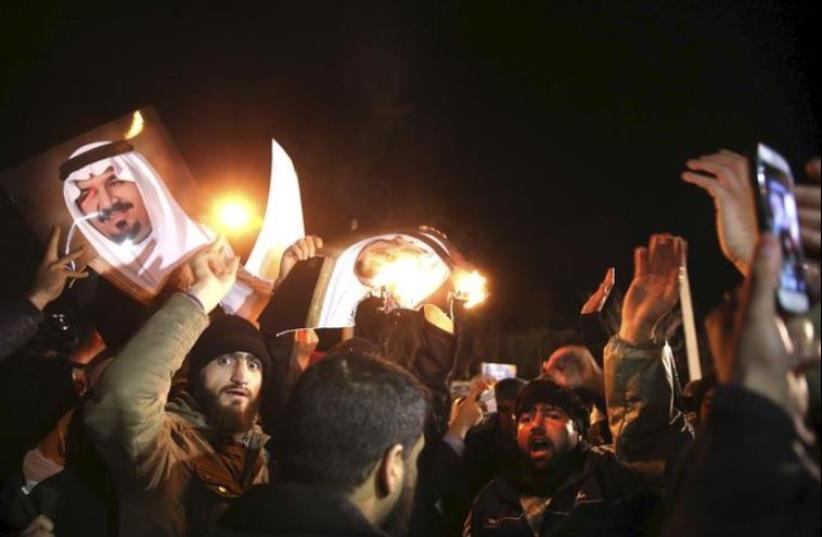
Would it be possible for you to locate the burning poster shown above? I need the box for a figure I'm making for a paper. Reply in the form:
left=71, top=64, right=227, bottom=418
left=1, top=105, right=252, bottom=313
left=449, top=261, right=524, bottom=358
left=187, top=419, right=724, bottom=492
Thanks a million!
left=258, top=227, right=488, bottom=335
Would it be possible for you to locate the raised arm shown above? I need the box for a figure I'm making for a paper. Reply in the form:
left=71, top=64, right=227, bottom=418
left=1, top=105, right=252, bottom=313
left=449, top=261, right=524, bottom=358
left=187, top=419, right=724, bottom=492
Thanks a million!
left=83, top=238, right=238, bottom=488
left=664, top=234, right=820, bottom=536
left=604, top=234, right=693, bottom=472
left=682, top=149, right=758, bottom=276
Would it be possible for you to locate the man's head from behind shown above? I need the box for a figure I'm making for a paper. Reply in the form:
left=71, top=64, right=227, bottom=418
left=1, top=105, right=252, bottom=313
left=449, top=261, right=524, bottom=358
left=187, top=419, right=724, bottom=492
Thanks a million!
left=278, top=337, right=428, bottom=535
left=514, top=379, right=589, bottom=472
left=187, top=315, right=271, bottom=436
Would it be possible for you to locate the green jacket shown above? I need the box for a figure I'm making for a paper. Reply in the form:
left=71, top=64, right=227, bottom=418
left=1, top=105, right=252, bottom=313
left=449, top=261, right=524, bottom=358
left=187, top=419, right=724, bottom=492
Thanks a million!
left=604, top=336, right=693, bottom=491
left=465, top=337, right=693, bottom=536
left=84, top=294, right=269, bottom=537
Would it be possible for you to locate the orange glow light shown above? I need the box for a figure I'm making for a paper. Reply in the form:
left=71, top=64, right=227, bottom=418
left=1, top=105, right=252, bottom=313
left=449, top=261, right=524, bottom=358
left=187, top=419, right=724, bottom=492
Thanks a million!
left=368, top=252, right=451, bottom=309
left=124, top=111, right=145, bottom=139
left=211, top=197, right=258, bottom=234
left=452, top=269, right=488, bottom=308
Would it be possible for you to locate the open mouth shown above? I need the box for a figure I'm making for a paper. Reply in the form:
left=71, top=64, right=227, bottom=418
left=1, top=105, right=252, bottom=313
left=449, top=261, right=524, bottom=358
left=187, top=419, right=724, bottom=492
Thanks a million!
left=528, top=437, right=553, bottom=459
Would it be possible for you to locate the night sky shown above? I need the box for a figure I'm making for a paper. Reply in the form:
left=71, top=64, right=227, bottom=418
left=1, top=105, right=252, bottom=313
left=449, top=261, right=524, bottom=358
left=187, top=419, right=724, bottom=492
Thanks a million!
left=1, top=0, right=819, bottom=332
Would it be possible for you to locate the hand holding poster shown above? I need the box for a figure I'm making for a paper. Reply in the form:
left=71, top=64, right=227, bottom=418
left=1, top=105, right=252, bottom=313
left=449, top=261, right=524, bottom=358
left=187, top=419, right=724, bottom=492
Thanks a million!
left=0, top=107, right=213, bottom=304
left=258, top=227, right=487, bottom=335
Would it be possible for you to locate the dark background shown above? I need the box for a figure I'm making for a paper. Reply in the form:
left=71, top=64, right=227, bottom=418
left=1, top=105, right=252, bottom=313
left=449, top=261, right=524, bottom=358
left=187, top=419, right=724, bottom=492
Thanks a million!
left=1, top=0, right=819, bottom=333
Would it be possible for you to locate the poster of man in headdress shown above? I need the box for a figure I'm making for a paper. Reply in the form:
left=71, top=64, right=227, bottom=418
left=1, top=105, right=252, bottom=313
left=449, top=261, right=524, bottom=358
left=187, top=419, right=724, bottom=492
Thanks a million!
left=258, top=226, right=477, bottom=335
left=0, top=107, right=213, bottom=304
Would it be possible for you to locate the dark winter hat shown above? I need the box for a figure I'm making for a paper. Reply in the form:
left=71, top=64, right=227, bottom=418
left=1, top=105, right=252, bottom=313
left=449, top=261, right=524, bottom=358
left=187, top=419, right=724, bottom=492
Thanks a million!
left=514, top=378, right=590, bottom=433
left=187, top=314, right=272, bottom=385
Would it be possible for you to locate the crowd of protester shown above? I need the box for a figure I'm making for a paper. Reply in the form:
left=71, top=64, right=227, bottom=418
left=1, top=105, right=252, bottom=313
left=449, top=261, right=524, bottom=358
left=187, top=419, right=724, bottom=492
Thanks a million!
left=0, top=149, right=820, bottom=537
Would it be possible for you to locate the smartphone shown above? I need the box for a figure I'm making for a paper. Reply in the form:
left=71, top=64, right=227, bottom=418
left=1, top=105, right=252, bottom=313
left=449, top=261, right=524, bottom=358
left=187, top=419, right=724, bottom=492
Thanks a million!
left=754, top=143, right=810, bottom=314
left=480, top=362, right=518, bottom=381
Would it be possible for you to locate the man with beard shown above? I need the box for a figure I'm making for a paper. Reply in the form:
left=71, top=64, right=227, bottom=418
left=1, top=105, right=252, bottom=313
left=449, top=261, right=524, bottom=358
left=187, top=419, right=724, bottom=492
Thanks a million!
left=466, top=234, right=694, bottom=536
left=209, top=338, right=428, bottom=537
left=464, top=379, right=657, bottom=536
left=84, top=238, right=271, bottom=537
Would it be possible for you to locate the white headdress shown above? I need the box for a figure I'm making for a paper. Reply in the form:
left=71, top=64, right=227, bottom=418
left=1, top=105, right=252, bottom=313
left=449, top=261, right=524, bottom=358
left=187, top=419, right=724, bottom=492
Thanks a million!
left=62, top=141, right=213, bottom=297
left=317, top=231, right=452, bottom=328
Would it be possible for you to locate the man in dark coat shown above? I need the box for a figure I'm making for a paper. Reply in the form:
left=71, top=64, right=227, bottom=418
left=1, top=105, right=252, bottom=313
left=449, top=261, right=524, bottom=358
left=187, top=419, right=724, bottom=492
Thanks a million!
left=465, top=378, right=658, bottom=537
left=466, top=234, right=694, bottom=536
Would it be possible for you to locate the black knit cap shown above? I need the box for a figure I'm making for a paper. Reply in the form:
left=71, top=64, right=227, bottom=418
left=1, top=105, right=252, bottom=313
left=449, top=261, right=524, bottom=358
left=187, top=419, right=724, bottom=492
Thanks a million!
left=187, top=314, right=272, bottom=386
left=514, top=378, right=590, bottom=433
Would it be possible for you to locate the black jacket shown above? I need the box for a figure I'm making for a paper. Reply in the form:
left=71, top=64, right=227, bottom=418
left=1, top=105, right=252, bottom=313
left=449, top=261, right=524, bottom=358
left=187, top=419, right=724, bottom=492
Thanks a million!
left=208, top=483, right=388, bottom=537
left=663, top=385, right=821, bottom=537
left=436, top=415, right=519, bottom=536
left=465, top=446, right=656, bottom=537
left=0, top=298, right=43, bottom=361
left=0, top=299, right=79, bottom=482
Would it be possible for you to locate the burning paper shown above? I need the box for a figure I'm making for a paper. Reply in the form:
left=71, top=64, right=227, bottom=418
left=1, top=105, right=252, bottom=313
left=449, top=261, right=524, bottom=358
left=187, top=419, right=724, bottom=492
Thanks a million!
left=258, top=228, right=487, bottom=335
left=453, top=268, right=489, bottom=309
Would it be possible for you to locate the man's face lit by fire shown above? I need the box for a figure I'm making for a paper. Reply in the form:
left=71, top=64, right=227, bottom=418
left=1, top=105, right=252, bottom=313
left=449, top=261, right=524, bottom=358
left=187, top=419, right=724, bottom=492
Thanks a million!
left=74, top=166, right=152, bottom=244
left=516, top=403, right=579, bottom=470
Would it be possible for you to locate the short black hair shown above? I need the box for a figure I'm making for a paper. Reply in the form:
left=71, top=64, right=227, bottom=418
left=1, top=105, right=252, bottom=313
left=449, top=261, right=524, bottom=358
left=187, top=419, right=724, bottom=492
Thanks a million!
left=494, top=377, right=526, bottom=403
left=277, top=337, right=429, bottom=491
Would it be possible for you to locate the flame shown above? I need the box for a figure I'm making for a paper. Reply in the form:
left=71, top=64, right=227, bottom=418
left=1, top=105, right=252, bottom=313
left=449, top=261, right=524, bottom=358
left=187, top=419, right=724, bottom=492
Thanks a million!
left=368, top=252, right=450, bottom=309
left=452, top=269, right=488, bottom=308
left=210, top=197, right=258, bottom=234
left=124, top=111, right=145, bottom=139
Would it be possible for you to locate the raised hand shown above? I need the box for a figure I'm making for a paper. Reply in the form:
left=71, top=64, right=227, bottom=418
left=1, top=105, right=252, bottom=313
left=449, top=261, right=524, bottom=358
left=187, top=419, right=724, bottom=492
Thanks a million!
left=543, top=345, right=604, bottom=397
left=683, top=149, right=758, bottom=276
left=580, top=267, right=615, bottom=315
left=619, top=234, right=685, bottom=346
left=704, top=234, right=803, bottom=411
left=276, top=235, right=324, bottom=287
left=448, top=375, right=493, bottom=439
left=27, top=226, right=88, bottom=311
left=188, top=236, right=240, bottom=313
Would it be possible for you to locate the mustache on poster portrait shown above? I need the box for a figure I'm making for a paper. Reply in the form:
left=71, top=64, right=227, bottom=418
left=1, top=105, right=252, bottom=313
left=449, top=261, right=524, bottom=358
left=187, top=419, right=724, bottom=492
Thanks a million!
left=98, top=201, right=134, bottom=222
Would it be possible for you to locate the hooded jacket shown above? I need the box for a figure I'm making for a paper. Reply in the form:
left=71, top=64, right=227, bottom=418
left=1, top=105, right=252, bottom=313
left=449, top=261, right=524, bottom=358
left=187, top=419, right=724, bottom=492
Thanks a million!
left=84, top=293, right=269, bottom=537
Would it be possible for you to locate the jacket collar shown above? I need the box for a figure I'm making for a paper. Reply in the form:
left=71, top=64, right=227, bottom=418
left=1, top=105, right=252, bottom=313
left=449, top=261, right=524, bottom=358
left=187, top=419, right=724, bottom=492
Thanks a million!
left=497, top=445, right=594, bottom=503
left=219, top=482, right=389, bottom=536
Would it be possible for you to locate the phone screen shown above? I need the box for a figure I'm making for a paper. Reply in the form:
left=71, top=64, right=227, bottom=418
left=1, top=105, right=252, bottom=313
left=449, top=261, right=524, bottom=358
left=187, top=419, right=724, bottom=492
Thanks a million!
left=756, top=144, right=809, bottom=313
left=480, top=362, right=517, bottom=381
